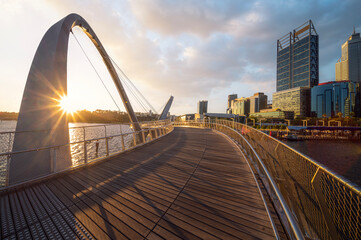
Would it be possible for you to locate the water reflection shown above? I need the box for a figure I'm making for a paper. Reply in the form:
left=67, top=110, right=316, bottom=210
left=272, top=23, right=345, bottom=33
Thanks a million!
left=68, top=123, right=134, bottom=166
left=0, top=122, right=134, bottom=185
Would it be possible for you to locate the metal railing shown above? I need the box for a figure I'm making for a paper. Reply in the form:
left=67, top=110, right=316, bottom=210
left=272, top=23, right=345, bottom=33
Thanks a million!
left=0, top=120, right=173, bottom=189
left=174, top=120, right=361, bottom=240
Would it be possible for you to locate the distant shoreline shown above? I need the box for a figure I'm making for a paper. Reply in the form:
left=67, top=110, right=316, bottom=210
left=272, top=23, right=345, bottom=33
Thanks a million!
left=0, top=110, right=158, bottom=123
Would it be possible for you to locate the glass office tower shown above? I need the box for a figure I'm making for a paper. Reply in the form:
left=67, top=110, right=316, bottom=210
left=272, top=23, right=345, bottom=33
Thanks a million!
left=336, top=29, right=361, bottom=82
left=311, top=81, right=361, bottom=118
left=277, top=20, right=319, bottom=92
left=197, top=100, right=208, bottom=115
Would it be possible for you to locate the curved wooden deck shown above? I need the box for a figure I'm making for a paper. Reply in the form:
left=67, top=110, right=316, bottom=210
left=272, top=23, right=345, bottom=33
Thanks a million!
left=0, top=128, right=278, bottom=239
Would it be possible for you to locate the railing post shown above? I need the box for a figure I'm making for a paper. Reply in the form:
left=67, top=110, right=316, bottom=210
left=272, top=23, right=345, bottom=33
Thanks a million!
left=5, top=154, right=10, bottom=187
left=51, top=147, right=56, bottom=173
left=142, top=130, right=146, bottom=143
left=133, top=132, right=137, bottom=146
left=105, top=138, right=109, bottom=156
left=84, top=141, right=88, bottom=164
left=121, top=135, right=125, bottom=151
left=83, top=127, right=86, bottom=141
left=8, top=132, right=11, bottom=152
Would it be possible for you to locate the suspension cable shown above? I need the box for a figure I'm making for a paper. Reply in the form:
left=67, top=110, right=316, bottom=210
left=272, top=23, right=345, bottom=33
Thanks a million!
left=120, top=77, right=149, bottom=113
left=72, top=29, right=157, bottom=115
left=71, top=31, right=122, bottom=113
left=109, top=57, right=158, bottom=114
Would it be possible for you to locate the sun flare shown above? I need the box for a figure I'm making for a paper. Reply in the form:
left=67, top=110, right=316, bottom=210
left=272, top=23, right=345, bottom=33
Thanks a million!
left=58, top=95, right=78, bottom=114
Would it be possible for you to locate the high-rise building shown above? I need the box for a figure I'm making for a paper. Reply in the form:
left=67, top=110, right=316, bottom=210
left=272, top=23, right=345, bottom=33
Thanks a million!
left=227, top=94, right=237, bottom=113
left=249, top=93, right=267, bottom=114
left=335, top=28, right=361, bottom=82
left=277, top=20, right=319, bottom=92
left=232, top=98, right=250, bottom=116
left=311, top=81, right=361, bottom=118
left=197, top=100, right=208, bottom=115
left=273, top=87, right=311, bottom=118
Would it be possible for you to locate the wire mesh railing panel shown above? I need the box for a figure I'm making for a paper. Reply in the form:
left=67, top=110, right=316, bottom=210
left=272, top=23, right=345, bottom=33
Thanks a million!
left=108, top=136, right=124, bottom=155
left=0, top=120, right=173, bottom=190
left=174, top=120, right=361, bottom=240
left=0, top=155, right=8, bottom=187
left=86, top=139, right=107, bottom=161
left=70, top=142, right=85, bottom=167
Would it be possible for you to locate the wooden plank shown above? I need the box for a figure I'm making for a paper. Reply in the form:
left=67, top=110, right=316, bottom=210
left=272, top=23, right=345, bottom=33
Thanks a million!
left=157, top=219, right=202, bottom=240
left=148, top=225, right=183, bottom=240
left=0, top=127, right=283, bottom=239
left=83, top=167, right=172, bottom=209
left=65, top=174, right=153, bottom=236
left=77, top=169, right=168, bottom=215
left=47, top=181, right=112, bottom=240
left=76, top=170, right=162, bottom=222
left=55, top=177, right=137, bottom=239
left=170, top=201, right=274, bottom=239
left=173, top=196, right=273, bottom=234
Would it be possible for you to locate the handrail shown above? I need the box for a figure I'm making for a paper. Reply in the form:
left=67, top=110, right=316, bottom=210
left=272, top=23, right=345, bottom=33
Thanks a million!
left=0, top=120, right=174, bottom=189
left=174, top=120, right=361, bottom=240
left=0, top=119, right=170, bottom=135
left=217, top=123, right=304, bottom=240
left=174, top=120, right=303, bottom=239
left=0, top=125, right=165, bottom=157
left=231, top=119, right=360, bottom=192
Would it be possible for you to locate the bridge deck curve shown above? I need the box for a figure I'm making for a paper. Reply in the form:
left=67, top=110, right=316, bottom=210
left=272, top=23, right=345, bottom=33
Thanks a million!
left=0, top=128, right=278, bottom=239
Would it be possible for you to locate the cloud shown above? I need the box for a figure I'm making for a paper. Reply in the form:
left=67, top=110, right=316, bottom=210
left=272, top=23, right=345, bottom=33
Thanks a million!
left=1, top=0, right=361, bottom=115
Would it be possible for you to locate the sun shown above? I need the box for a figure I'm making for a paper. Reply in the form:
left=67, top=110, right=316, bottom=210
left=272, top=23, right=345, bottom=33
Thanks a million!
left=58, top=95, right=78, bottom=114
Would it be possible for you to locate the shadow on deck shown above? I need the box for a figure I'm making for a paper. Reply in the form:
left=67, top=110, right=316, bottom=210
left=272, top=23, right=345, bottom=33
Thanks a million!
left=0, top=127, right=282, bottom=239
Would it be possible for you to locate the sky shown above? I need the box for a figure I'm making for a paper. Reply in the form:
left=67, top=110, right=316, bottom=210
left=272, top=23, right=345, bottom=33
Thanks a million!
left=0, top=0, right=360, bottom=115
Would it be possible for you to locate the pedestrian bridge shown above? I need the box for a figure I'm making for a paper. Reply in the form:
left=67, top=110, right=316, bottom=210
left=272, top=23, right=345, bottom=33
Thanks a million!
left=1, top=120, right=360, bottom=240
left=1, top=13, right=360, bottom=239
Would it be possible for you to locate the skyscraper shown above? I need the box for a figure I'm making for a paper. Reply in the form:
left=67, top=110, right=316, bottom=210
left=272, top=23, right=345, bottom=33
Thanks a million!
left=227, top=94, right=237, bottom=113
left=276, top=20, right=319, bottom=92
left=197, top=100, right=208, bottom=115
left=249, top=93, right=267, bottom=114
left=335, top=28, right=361, bottom=82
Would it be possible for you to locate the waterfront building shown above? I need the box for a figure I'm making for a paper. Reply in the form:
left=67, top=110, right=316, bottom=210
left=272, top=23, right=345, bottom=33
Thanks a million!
left=311, top=81, right=361, bottom=118
left=232, top=97, right=250, bottom=116
left=273, top=87, right=310, bottom=118
left=179, top=114, right=195, bottom=121
left=197, top=100, right=208, bottom=115
left=227, top=94, right=238, bottom=113
left=277, top=20, right=319, bottom=92
left=249, top=93, right=268, bottom=114
left=250, top=108, right=294, bottom=120
left=335, top=28, right=361, bottom=82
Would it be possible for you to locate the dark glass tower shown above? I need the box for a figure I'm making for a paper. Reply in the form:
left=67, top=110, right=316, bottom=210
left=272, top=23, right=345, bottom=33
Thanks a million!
left=277, top=20, right=319, bottom=91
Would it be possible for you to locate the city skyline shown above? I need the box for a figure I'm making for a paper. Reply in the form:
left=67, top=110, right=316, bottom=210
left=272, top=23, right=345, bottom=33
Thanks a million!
left=0, top=0, right=361, bottom=115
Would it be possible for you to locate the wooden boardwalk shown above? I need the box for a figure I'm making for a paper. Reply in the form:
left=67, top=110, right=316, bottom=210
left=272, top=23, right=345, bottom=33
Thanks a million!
left=0, top=128, right=278, bottom=239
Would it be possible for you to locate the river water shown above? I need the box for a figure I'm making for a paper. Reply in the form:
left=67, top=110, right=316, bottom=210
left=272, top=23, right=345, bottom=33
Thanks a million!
left=0, top=120, right=134, bottom=186
left=282, top=139, right=361, bottom=187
